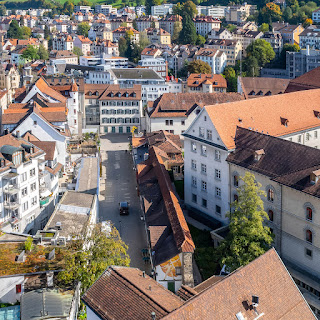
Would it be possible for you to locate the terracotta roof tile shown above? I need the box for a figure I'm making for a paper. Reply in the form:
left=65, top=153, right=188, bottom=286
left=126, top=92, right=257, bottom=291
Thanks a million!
left=82, top=266, right=184, bottom=320
left=163, top=249, right=316, bottom=320
left=187, top=73, right=227, bottom=88
left=32, top=141, right=56, bottom=160
left=204, top=89, right=320, bottom=150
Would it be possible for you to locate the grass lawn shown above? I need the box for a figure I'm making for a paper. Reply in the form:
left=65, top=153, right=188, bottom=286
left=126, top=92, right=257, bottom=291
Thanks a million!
left=188, top=224, right=221, bottom=280
left=174, top=180, right=184, bottom=200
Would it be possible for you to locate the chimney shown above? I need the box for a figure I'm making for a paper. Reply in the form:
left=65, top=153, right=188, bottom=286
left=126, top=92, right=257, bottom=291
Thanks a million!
left=16, top=130, right=20, bottom=138
left=151, top=312, right=156, bottom=320
left=142, top=271, right=145, bottom=278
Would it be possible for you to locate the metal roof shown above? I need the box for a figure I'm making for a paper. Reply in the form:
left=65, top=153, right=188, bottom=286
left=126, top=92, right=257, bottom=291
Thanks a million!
left=20, top=289, right=73, bottom=320
left=1, top=145, right=22, bottom=155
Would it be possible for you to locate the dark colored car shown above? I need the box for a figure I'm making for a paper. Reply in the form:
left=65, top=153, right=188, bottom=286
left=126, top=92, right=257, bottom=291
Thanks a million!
left=119, top=202, right=129, bottom=215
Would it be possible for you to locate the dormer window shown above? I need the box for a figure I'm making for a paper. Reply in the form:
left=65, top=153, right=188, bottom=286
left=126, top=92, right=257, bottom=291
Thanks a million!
left=313, top=110, right=320, bottom=118
left=280, top=117, right=288, bottom=127
left=133, top=92, right=136, bottom=97
left=88, top=91, right=92, bottom=96
left=254, top=149, right=265, bottom=161
left=95, top=91, right=99, bottom=96
left=117, top=92, right=121, bottom=97
left=110, top=92, right=114, bottom=97
left=125, top=92, right=129, bottom=97
left=310, top=169, right=320, bottom=184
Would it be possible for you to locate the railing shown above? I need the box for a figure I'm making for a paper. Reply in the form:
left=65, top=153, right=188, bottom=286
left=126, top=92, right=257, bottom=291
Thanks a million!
left=3, top=184, right=19, bottom=194
left=40, top=197, right=50, bottom=207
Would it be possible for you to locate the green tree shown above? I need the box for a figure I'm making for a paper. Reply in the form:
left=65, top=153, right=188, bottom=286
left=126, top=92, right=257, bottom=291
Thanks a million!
left=278, top=43, right=300, bottom=68
left=258, top=23, right=270, bottom=33
left=145, top=0, right=161, bottom=15
left=118, top=37, right=128, bottom=57
left=24, top=236, right=33, bottom=252
left=259, top=2, right=282, bottom=23
left=58, top=224, right=130, bottom=292
left=218, top=172, right=273, bottom=272
left=38, top=44, right=49, bottom=60
left=63, top=0, right=74, bottom=15
left=7, top=20, right=23, bottom=39
left=77, top=22, right=90, bottom=37
left=73, top=46, right=83, bottom=57
left=283, top=6, right=293, bottom=22
left=139, top=30, right=150, bottom=48
left=172, top=21, right=182, bottom=43
left=44, top=25, right=50, bottom=40
left=21, top=26, right=32, bottom=38
left=196, top=34, right=206, bottom=45
left=21, top=45, right=39, bottom=61
left=187, top=59, right=211, bottom=73
left=223, top=66, right=237, bottom=92
left=132, top=19, right=138, bottom=30
left=179, top=14, right=197, bottom=45
left=246, top=39, right=275, bottom=67
left=243, top=55, right=260, bottom=76
left=0, top=5, right=6, bottom=16
left=182, top=0, right=197, bottom=18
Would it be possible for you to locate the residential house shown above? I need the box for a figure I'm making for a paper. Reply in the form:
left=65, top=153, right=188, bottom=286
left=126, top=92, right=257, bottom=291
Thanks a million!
left=233, top=30, right=263, bottom=55
left=136, top=16, right=159, bottom=32
left=146, top=92, right=243, bottom=135
left=196, top=5, right=226, bottom=19
left=237, top=76, right=290, bottom=98
left=52, top=35, right=74, bottom=51
left=49, top=50, right=78, bottom=64
left=159, top=15, right=182, bottom=35
left=183, top=89, right=320, bottom=227
left=90, top=39, right=119, bottom=56
left=227, top=127, right=320, bottom=316
left=145, top=28, right=171, bottom=45
left=205, top=39, right=241, bottom=66
left=95, top=4, right=117, bottom=15
left=207, top=28, right=233, bottom=40
left=185, top=73, right=227, bottom=93
left=74, top=5, right=92, bottom=14
left=312, top=8, right=320, bottom=23
left=88, top=26, right=113, bottom=41
left=272, top=22, right=304, bottom=45
left=141, top=47, right=162, bottom=60
left=112, top=27, right=140, bottom=43
left=193, top=16, right=221, bottom=36
left=73, top=36, right=93, bottom=56
left=82, top=266, right=184, bottom=320
left=195, top=48, right=227, bottom=74
left=285, top=65, right=320, bottom=92
left=225, top=3, right=257, bottom=24
left=261, top=31, right=283, bottom=56
left=98, top=84, right=142, bottom=134
left=110, top=17, right=133, bottom=31
left=137, top=146, right=195, bottom=292
left=299, top=25, right=320, bottom=49
left=138, top=58, right=167, bottom=78
left=0, top=63, right=20, bottom=106
left=151, top=4, right=174, bottom=16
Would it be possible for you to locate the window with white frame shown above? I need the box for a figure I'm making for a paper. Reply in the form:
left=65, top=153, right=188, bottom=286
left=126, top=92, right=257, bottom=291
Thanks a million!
left=201, top=163, right=207, bottom=174
left=22, top=202, right=28, bottom=212
left=191, top=160, right=197, bottom=170
left=30, top=182, right=36, bottom=192
left=30, top=168, right=36, bottom=177
left=21, top=172, right=27, bottom=182
left=215, top=150, right=221, bottom=161
left=207, top=130, right=212, bottom=140
left=201, top=180, right=207, bottom=192
left=199, top=127, right=205, bottom=137
left=22, top=187, right=27, bottom=197
left=201, top=145, right=207, bottom=156
left=192, top=176, right=197, bottom=187
left=215, top=187, right=221, bottom=198
left=31, top=196, right=37, bottom=206
left=191, top=142, right=197, bottom=152
left=215, top=169, right=221, bottom=180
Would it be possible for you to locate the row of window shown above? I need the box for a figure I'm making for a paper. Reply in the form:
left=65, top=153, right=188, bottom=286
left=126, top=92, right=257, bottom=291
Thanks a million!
left=22, top=196, right=38, bottom=212
left=21, top=183, right=37, bottom=197
left=192, top=193, right=222, bottom=215
left=101, top=109, right=139, bottom=115
left=101, top=101, right=139, bottom=106
left=101, top=118, right=140, bottom=124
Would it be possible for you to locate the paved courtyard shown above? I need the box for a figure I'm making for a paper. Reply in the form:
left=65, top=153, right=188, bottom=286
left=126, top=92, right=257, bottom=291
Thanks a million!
left=99, top=134, right=149, bottom=272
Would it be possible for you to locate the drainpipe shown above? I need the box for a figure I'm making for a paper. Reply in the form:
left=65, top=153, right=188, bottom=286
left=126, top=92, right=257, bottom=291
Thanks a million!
left=279, top=184, right=283, bottom=256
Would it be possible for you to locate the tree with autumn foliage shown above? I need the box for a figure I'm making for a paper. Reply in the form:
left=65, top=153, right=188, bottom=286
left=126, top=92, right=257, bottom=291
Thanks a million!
left=259, top=2, right=282, bottom=24
left=58, top=223, right=130, bottom=292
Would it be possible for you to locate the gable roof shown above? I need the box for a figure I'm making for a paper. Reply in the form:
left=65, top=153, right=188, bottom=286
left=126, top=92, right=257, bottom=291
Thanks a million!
left=227, top=127, right=320, bottom=198
left=204, top=89, right=320, bottom=150
left=149, top=92, right=243, bottom=118
left=163, top=249, right=316, bottom=320
left=239, top=77, right=290, bottom=99
left=31, top=141, right=56, bottom=161
left=187, top=73, right=227, bottom=88
left=285, top=66, right=320, bottom=93
left=82, top=266, right=184, bottom=320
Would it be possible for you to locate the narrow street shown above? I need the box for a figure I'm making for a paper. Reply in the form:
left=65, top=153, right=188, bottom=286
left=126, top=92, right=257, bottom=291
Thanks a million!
left=98, top=134, right=149, bottom=272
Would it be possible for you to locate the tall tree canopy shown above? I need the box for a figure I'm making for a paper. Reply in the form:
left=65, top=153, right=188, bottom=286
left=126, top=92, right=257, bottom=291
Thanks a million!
left=179, top=13, right=197, bottom=45
left=21, top=45, right=40, bottom=61
left=77, top=22, right=90, bottom=37
left=7, top=20, right=23, bottom=39
left=58, top=224, right=130, bottom=292
left=218, top=172, right=273, bottom=272
left=187, top=59, right=212, bottom=73
left=246, top=39, right=275, bottom=67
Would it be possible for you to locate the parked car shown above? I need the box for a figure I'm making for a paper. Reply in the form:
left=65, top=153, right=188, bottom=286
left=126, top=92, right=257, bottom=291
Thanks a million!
left=119, top=202, right=129, bottom=215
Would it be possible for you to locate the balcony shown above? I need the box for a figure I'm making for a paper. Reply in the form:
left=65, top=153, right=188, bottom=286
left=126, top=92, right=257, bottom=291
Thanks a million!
left=40, top=197, right=50, bottom=207
left=3, top=184, right=19, bottom=194
left=4, top=201, right=19, bottom=210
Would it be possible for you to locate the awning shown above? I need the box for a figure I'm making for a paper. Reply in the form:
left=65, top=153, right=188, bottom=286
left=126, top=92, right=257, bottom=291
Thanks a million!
left=40, top=189, right=51, bottom=198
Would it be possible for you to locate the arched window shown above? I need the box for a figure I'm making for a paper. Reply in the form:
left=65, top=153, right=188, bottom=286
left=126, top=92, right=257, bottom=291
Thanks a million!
left=306, top=207, right=313, bottom=221
left=267, top=188, right=274, bottom=202
left=306, top=230, right=313, bottom=243
left=233, top=175, right=239, bottom=187
left=268, top=210, right=274, bottom=222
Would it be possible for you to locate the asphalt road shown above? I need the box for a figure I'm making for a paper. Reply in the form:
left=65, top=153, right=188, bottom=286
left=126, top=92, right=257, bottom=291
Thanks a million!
left=99, top=134, right=149, bottom=272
